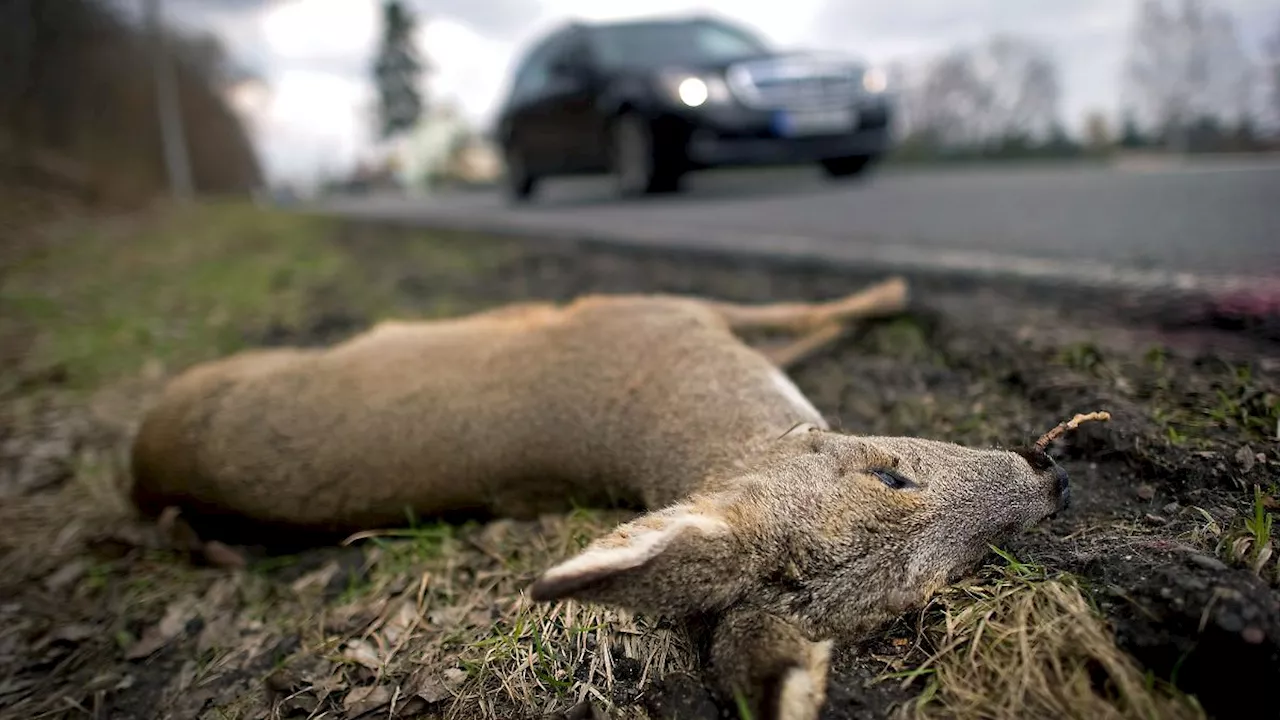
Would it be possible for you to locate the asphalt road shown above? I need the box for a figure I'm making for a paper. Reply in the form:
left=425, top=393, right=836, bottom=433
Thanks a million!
left=320, top=157, right=1280, bottom=292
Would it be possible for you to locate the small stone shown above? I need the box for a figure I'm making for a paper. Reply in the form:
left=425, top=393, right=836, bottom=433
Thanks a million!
left=1136, top=484, right=1156, bottom=501
left=1176, top=575, right=1207, bottom=591
left=1218, top=611, right=1244, bottom=633
left=1235, top=445, right=1256, bottom=472
left=1242, top=626, right=1267, bottom=645
left=1188, top=553, right=1228, bottom=572
left=1162, top=502, right=1181, bottom=515
left=1143, top=514, right=1168, bottom=526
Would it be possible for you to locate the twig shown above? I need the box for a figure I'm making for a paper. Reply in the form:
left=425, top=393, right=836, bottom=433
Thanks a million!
left=1033, top=411, right=1111, bottom=452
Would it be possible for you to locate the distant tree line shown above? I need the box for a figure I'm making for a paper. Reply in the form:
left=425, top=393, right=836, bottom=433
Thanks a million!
left=883, top=0, right=1280, bottom=165
left=1, top=0, right=262, bottom=208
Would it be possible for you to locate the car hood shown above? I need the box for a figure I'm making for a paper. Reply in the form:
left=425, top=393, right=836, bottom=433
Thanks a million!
left=655, top=50, right=867, bottom=77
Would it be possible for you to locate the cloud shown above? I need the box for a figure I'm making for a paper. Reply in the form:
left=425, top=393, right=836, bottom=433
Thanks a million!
left=806, top=0, right=1278, bottom=127
left=402, top=0, right=546, bottom=41
left=246, top=68, right=375, bottom=184
left=419, top=18, right=519, bottom=126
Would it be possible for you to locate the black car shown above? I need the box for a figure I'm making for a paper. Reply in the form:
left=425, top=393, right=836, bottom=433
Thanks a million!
left=493, top=14, right=895, bottom=201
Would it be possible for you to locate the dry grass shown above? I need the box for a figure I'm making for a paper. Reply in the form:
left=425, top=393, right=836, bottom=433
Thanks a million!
left=885, top=550, right=1205, bottom=720
left=295, top=513, right=698, bottom=719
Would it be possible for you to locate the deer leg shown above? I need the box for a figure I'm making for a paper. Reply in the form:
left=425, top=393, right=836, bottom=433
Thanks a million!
left=759, top=321, right=849, bottom=370
left=708, top=606, right=833, bottom=720
left=705, top=276, right=909, bottom=334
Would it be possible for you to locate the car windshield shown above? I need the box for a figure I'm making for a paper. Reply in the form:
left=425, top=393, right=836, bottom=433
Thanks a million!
left=589, top=20, right=771, bottom=69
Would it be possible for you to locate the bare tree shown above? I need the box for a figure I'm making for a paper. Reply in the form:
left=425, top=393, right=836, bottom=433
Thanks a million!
left=906, top=34, right=1063, bottom=149
left=1266, top=14, right=1280, bottom=133
left=1122, top=0, right=1255, bottom=150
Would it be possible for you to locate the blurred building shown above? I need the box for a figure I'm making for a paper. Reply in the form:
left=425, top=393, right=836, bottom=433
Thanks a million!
left=386, top=102, right=499, bottom=193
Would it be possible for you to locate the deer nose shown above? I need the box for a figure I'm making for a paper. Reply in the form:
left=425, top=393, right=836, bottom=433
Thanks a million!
left=1054, top=464, right=1071, bottom=510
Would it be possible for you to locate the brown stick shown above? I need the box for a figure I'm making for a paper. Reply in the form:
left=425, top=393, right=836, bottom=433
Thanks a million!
left=1034, top=411, right=1112, bottom=452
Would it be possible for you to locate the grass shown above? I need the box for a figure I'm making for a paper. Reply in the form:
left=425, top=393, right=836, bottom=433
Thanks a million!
left=0, top=200, right=516, bottom=395
left=1191, top=484, right=1280, bottom=579
left=887, top=548, right=1206, bottom=720
left=5, top=204, right=332, bottom=392
left=279, top=510, right=692, bottom=719
left=1, top=197, right=1271, bottom=719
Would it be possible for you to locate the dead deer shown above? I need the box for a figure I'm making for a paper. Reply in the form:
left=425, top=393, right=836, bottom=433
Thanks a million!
left=129, top=277, right=1078, bottom=720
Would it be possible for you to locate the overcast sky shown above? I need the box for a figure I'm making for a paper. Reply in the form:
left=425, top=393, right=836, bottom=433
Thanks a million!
left=161, top=0, right=1278, bottom=185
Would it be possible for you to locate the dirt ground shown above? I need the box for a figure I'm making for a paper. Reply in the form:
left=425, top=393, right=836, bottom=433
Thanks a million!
left=1, top=204, right=1277, bottom=720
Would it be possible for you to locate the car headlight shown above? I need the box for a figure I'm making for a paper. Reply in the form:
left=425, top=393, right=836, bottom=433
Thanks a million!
left=678, top=77, right=709, bottom=107
left=660, top=72, right=731, bottom=108
left=862, top=67, right=887, bottom=93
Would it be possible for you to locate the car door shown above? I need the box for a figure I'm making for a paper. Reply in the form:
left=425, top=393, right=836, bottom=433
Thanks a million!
left=499, top=35, right=560, bottom=174
left=540, top=29, right=609, bottom=173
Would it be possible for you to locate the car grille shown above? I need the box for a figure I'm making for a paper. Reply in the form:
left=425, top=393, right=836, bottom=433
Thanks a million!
left=726, top=58, right=861, bottom=110
left=857, top=105, right=889, bottom=129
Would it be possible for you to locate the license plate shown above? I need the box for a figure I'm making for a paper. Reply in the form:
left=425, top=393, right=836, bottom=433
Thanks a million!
left=775, top=108, right=856, bottom=137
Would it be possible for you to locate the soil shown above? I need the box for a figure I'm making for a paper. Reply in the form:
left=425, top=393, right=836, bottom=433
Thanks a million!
left=2, top=219, right=1278, bottom=720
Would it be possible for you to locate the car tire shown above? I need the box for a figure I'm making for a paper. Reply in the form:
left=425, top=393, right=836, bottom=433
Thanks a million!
left=611, top=113, right=682, bottom=198
left=820, top=154, right=875, bottom=180
left=503, top=146, right=537, bottom=203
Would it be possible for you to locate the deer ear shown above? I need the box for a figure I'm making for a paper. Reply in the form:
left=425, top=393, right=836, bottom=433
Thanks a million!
left=528, top=503, right=745, bottom=615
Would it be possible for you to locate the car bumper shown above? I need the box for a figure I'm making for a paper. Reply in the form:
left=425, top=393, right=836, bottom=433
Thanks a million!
left=658, top=100, right=894, bottom=169
left=685, top=127, right=891, bottom=168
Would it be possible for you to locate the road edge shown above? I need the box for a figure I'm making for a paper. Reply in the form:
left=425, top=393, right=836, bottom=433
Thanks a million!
left=308, top=201, right=1273, bottom=300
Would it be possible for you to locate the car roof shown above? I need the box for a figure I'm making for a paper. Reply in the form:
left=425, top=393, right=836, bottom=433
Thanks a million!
left=568, top=13, right=723, bottom=33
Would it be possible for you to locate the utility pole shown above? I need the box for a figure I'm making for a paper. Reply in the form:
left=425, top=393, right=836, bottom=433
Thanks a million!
left=144, top=0, right=194, bottom=199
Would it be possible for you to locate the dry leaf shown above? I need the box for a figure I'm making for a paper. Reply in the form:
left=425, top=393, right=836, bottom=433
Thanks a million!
left=202, top=541, right=247, bottom=569
left=43, top=559, right=88, bottom=592
left=43, top=623, right=95, bottom=646
left=443, top=668, right=465, bottom=687
left=428, top=606, right=468, bottom=627
left=382, top=600, right=421, bottom=646
left=202, top=576, right=241, bottom=607
left=291, top=561, right=341, bottom=594
left=1236, top=445, right=1257, bottom=472
left=341, top=639, right=382, bottom=670
left=196, top=615, right=236, bottom=656
left=408, top=666, right=467, bottom=704
left=343, top=685, right=392, bottom=714
left=126, top=597, right=196, bottom=660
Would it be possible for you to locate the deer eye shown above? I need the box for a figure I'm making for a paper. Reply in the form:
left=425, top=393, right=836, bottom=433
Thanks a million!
left=872, top=468, right=913, bottom=490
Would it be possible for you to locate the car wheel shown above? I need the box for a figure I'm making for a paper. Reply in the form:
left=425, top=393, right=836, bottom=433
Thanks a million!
left=820, top=154, right=874, bottom=180
left=612, top=114, right=681, bottom=197
left=503, top=146, right=537, bottom=202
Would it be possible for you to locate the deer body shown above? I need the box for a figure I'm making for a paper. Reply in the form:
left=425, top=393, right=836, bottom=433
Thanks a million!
left=129, top=279, right=1073, bottom=720
left=130, top=295, right=827, bottom=536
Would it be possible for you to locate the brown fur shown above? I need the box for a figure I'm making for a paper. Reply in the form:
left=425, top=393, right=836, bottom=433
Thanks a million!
left=128, top=279, right=1071, bottom=720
